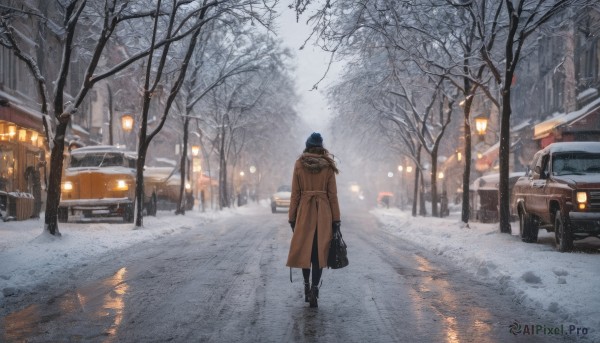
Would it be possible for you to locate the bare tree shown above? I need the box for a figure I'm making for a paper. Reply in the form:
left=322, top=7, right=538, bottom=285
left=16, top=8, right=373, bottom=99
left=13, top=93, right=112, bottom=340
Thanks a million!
left=0, top=0, right=163, bottom=235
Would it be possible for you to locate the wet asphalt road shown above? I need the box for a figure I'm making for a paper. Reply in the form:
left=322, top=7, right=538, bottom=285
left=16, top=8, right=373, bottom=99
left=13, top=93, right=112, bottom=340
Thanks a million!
left=0, top=204, right=575, bottom=342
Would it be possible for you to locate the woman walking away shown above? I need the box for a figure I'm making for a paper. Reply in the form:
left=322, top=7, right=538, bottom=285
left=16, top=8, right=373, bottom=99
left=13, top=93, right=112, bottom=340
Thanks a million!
left=287, top=132, right=341, bottom=308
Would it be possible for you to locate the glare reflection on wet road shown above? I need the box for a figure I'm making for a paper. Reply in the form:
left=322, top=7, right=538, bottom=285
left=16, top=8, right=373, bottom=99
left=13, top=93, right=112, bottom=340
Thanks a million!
left=2, top=267, right=129, bottom=342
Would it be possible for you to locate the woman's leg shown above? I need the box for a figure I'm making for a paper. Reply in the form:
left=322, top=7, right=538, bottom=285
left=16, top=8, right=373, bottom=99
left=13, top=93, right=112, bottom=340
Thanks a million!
left=308, top=229, right=322, bottom=307
left=302, top=269, right=310, bottom=283
left=310, top=229, right=323, bottom=286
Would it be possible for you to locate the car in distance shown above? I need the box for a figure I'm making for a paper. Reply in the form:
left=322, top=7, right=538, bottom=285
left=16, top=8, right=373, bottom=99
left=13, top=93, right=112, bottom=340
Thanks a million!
left=512, top=142, right=600, bottom=251
left=59, top=145, right=157, bottom=223
left=271, top=185, right=291, bottom=213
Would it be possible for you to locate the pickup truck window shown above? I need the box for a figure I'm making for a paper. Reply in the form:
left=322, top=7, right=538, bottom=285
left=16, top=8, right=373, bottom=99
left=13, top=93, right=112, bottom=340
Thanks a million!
left=532, top=154, right=549, bottom=179
left=552, top=152, right=600, bottom=176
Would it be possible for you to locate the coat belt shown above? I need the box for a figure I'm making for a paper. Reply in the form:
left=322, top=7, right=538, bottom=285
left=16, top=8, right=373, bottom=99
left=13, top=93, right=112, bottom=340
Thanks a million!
left=301, top=190, right=327, bottom=199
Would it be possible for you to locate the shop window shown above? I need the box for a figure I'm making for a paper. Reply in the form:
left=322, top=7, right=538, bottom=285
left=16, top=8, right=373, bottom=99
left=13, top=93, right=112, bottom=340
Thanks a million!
left=0, top=145, right=15, bottom=192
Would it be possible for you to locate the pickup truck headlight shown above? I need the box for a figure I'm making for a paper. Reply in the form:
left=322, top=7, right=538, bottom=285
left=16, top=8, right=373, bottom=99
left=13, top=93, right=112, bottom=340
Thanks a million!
left=576, top=192, right=587, bottom=203
left=62, top=181, right=73, bottom=191
left=114, top=180, right=129, bottom=191
left=577, top=191, right=587, bottom=210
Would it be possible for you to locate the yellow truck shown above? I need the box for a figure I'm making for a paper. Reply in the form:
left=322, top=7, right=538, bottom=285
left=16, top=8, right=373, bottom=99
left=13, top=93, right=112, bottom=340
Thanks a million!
left=59, top=145, right=157, bottom=223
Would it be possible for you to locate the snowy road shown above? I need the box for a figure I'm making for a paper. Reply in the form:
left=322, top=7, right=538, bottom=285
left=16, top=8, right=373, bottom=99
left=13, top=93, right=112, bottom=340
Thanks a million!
left=1, top=205, right=574, bottom=342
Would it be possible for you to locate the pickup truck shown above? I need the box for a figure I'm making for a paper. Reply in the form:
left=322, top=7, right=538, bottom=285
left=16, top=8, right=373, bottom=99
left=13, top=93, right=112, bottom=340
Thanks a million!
left=512, top=142, right=600, bottom=252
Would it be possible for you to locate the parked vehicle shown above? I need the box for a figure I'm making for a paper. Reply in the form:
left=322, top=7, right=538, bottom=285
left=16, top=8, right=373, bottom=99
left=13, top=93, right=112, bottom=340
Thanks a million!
left=144, top=166, right=194, bottom=211
left=469, top=172, right=524, bottom=223
left=58, top=146, right=157, bottom=223
left=271, top=185, right=291, bottom=213
left=512, top=142, right=600, bottom=251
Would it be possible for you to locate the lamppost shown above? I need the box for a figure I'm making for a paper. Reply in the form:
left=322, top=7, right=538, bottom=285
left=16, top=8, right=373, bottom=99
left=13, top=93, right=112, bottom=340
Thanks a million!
left=249, top=165, right=257, bottom=202
left=474, top=114, right=489, bottom=137
left=121, top=114, right=134, bottom=149
left=439, top=171, right=448, bottom=217
left=191, top=145, right=200, bottom=210
left=398, top=165, right=405, bottom=210
left=238, top=170, right=246, bottom=206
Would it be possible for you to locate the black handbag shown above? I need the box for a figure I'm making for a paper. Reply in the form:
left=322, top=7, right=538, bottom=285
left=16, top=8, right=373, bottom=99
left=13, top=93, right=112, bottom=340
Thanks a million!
left=328, top=227, right=349, bottom=269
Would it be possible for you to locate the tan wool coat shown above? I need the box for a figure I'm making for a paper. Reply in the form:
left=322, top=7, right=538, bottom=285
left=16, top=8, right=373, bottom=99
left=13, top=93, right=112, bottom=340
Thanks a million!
left=286, top=153, right=341, bottom=269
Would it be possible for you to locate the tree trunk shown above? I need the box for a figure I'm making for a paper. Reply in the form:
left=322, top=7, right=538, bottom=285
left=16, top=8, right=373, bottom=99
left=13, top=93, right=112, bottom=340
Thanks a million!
left=44, top=121, right=68, bottom=236
left=411, top=167, right=419, bottom=217
left=219, top=127, right=229, bottom=209
left=107, top=84, right=114, bottom=146
left=461, top=97, right=474, bottom=224
left=498, top=83, right=512, bottom=233
left=176, top=117, right=190, bottom=214
left=419, top=168, right=427, bottom=216
left=563, top=15, right=576, bottom=114
left=431, top=150, right=439, bottom=217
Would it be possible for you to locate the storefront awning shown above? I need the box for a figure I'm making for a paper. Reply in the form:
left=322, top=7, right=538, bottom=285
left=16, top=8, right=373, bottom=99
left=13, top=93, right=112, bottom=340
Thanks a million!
left=533, top=98, right=600, bottom=140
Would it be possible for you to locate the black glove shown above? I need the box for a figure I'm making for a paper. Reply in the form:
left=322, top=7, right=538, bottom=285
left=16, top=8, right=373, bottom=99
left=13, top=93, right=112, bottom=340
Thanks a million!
left=289, top=221, right=295, bottom=232
left=333, top=221, right=341, bottom=233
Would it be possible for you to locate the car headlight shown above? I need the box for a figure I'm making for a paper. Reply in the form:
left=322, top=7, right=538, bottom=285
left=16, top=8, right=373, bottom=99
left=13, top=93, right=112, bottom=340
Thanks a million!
left=62, top=181, right=73, bottom=191
left=576, top=191, right=587, bottom=210
left=576, top=191, right=587, bottom=203
left=114, top=179, right=129, bottom=191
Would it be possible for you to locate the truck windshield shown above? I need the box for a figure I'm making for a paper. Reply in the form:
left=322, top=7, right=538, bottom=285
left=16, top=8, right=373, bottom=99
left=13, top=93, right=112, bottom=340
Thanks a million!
left=69, top=153, right=124, bottom=168
left=552, top=152, right=600, bottom=175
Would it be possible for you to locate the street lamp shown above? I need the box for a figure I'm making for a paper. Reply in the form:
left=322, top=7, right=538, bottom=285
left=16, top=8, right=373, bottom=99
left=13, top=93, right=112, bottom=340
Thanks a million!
left=121, top=114, right=134, bottom=133
left=474, top=114, right=488, bottom=136
left=249, top=165, right=257, bottom=202
left=191, top=145, right=200, bottom=157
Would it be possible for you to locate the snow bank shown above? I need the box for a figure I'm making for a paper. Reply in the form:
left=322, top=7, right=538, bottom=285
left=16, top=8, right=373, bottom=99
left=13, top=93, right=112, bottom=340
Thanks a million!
left=372, top=207, right=600, bottom=340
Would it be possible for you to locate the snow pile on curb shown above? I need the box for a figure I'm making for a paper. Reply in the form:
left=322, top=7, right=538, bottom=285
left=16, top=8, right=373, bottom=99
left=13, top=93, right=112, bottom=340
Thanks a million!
left=372, top=208, right=600, bottom=339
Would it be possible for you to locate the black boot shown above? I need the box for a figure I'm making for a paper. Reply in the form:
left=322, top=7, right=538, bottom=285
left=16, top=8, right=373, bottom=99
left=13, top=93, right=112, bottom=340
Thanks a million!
left=308, top=285, right=319, bottom=308
left=304, top=282, right=310, bottom=303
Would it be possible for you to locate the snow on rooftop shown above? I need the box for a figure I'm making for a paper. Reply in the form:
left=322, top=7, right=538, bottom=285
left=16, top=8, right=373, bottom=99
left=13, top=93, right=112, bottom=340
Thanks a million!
left=534, top=97, right=600, bottom=139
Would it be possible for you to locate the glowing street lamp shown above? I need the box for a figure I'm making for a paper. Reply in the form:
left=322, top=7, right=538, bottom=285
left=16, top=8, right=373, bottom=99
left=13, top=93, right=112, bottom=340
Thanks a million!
left=191, top=145, right=200, bottom=157
left=121, top=114, right=134, bottom=132
left=474, top=114, right=488, bottom=136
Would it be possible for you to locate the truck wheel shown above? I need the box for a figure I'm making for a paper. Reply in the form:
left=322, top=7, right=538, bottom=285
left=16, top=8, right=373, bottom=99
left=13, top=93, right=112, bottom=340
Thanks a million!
left=555, top=214, right=574, bottom=252
left=519, top=211, right=538, bottom=243
left=123, top=203, right=135, bottom=223
left=57, top=207, right=69, bottom=223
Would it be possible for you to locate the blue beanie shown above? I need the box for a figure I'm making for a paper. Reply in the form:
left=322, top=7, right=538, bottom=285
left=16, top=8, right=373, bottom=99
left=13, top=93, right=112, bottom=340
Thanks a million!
left=305, top=132, right=323, bottom=148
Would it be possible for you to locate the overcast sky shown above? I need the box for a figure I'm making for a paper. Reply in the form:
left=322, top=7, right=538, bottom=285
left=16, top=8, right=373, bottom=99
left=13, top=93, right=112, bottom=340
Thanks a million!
left=274, top=4, right=344, bottom=133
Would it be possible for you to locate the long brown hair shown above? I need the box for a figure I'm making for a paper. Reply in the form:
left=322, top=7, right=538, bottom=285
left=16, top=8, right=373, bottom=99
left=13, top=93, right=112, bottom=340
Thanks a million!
left=303, top=147, right=339, bottom=174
